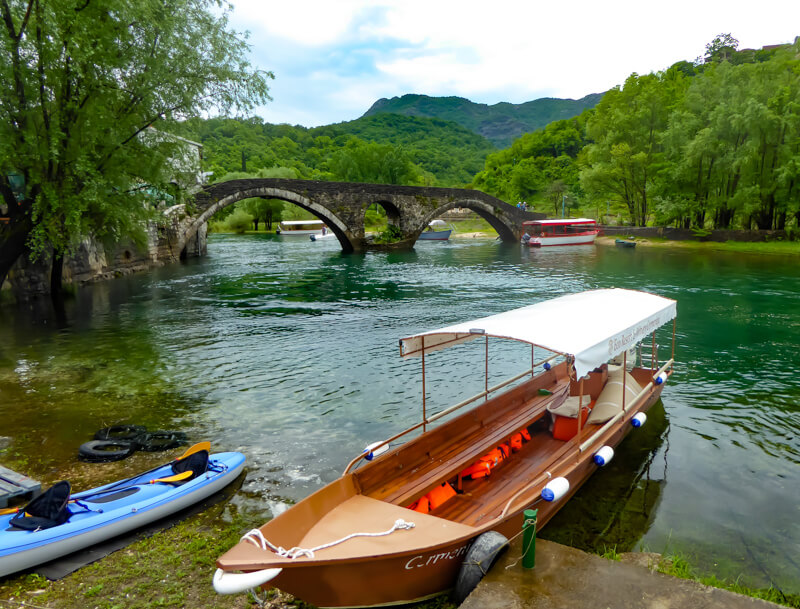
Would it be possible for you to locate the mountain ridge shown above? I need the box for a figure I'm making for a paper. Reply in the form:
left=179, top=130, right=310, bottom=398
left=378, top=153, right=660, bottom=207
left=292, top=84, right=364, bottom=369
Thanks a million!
left=362, top=92, right=604, bottom=146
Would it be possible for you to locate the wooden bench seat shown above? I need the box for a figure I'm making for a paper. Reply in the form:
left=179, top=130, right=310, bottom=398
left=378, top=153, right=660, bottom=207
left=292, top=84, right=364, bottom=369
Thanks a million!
left=355, top=368, right=570, bottom=508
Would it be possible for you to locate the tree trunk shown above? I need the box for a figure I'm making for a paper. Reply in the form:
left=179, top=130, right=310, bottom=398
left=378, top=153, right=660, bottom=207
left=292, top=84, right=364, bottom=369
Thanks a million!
left=0, top=214, right=33, bottom=290
left=253, top=218, right=259, bottom=232
left=50, top=252, right=64, bottom=297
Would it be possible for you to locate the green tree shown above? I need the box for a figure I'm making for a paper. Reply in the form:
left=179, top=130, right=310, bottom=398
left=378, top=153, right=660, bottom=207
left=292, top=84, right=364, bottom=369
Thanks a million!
left=0, top=0, right=272, bottom=292
left=328, top=141, right=421, bottom=185
left=581, top=70, right=688, bottom=226
left=704, top=33, right=739, bottom=63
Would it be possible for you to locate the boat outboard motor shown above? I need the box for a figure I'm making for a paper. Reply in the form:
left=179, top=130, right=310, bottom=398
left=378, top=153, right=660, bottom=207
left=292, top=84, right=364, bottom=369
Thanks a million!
left=10, top=481, right=72, bottom=530
left=171, top=450, right=209, bottom=483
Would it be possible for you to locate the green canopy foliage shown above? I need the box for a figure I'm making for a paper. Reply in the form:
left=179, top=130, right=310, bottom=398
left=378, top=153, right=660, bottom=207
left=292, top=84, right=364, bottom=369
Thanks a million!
left=475, top=36, right=800, bottom=230
left=0, top=0, right=271, bottom=288
left=178, top=113, right=493, bottom=188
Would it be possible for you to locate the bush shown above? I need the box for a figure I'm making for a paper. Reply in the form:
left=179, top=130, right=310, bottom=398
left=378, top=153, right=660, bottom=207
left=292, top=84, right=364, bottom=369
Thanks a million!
left=373, top=224, right=404, bottom=244
left=220, top=209, right=254, bottom=233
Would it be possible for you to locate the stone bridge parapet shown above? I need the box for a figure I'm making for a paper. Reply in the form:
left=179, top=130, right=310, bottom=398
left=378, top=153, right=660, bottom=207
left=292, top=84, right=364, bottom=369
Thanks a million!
left=175, top=178, right=545, bottom=257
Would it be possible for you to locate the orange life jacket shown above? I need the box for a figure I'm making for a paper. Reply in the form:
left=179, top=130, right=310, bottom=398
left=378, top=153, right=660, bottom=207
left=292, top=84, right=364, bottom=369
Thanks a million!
left=408, top=495, right=430, bottom=513
left=426, top=482, right=456, bottom=510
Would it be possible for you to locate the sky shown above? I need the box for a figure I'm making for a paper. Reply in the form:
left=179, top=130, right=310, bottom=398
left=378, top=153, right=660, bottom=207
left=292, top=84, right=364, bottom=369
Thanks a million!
left=226, top=0, right=800, bottom=128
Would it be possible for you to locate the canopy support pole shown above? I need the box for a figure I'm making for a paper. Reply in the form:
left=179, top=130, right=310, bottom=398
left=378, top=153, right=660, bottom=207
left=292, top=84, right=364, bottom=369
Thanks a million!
left=671, top=318, right=676, bottom=368
left=622, top=350, right=627, bottom=411
left=421, top=336, right=426, bottom=432
left=485, top=336, right=489, bottom=401
left=577, top=377, right=584, bottom=454
left=652, top=331, right=657, bottom=371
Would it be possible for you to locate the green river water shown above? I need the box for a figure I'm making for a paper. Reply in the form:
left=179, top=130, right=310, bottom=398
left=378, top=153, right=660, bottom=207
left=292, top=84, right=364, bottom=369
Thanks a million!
left=0, top=234, right=798, bottom=594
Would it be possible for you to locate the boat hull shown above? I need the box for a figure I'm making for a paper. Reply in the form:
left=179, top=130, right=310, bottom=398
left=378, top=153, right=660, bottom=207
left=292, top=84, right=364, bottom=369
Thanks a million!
left=0, top=451, right=245, bottom=578
left=526, top=231, right=599, bottom=247
left=417, top=230, right=452, bottom=241
left=218, top=373, right=664, bottom=608
left=278, top=229, right=324, bottom=236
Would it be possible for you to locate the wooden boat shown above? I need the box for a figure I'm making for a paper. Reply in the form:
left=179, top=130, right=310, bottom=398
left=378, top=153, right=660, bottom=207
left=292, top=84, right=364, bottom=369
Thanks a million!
left=214, top=289, right=677, bottom=607
left=276, top=219, right=328, bottom=236
left=417, top=220, right=454, bottom=241
left=521, top=218, right=599, bottom=247
left=1, top=447, right=245, bottom=577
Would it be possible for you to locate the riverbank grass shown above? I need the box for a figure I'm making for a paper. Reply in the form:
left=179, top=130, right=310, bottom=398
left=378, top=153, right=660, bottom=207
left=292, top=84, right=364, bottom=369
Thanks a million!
left=0, top=509, right=288, bottom=609
left=598, top=235, right=800, bottom=256
left=654, top=553, right=800, bottom=608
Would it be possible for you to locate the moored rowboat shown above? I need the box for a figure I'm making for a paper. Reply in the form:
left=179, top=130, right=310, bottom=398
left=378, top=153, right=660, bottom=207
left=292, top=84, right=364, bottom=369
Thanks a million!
left=214, top=289, right=677, bottom=607
left=0, top=448, right=245, bottom=577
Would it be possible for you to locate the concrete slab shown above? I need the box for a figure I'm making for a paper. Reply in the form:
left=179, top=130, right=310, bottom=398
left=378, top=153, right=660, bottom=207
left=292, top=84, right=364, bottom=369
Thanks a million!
left=461, top=538, right=782, bottom=609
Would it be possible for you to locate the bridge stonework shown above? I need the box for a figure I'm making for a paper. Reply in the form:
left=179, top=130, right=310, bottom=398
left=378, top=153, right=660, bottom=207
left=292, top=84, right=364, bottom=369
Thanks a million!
left=176, top=179, right=544, bottom=256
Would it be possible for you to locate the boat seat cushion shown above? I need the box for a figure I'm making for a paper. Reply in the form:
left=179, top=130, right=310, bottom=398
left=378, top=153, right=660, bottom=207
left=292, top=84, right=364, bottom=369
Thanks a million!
left=547, top=395, right=586, bottom=418
left=10, top=480, right=71, bottom=530
left=171, top=450, right=209, bottom=483
left=586, top=369, right=642, bottom=425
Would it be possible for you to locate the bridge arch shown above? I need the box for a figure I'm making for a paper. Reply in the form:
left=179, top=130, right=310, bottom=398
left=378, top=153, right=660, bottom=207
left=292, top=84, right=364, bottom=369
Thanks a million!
left=417, top=198, right=518, bottom=242
left=179, top=185, right=354, bottom=255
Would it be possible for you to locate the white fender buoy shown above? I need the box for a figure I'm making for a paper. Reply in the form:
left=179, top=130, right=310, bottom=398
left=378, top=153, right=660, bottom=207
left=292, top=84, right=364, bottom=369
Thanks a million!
left=593, top=445, right=614, bottom=466
left=363, top=442, right=388, bottom=461
left=213, top=567, right=283, bottom=595
left=654, top=372, right=668, bottom=385
left=632, top=412, right=647, bottom=428
left=541, top=476, right=570, bottom=502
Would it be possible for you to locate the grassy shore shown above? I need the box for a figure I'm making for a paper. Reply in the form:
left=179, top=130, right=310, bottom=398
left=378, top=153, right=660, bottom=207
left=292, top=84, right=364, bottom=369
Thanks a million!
left=597, top=235, right=800, bottom=256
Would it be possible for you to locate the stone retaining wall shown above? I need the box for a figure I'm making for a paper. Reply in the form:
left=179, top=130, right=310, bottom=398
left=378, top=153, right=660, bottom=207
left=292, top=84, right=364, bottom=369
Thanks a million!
left=1, top=209, right=207, bottom=301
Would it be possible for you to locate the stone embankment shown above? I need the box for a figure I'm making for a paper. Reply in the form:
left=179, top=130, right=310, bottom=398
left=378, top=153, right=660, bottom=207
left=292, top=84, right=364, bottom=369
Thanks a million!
left=462, top=538, right=783, bottom=609
left=1, top=205, right=206, bottom=300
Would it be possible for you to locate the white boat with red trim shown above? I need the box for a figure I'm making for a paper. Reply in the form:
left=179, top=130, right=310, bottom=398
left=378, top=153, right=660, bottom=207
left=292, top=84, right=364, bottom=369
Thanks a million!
left=522, top=218, right=599, bottom=247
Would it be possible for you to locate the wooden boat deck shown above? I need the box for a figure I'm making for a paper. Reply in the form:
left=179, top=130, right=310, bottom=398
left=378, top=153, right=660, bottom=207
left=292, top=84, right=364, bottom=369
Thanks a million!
left=431, top=429, right=580, bottom=526
left=356, top=367, right=571, bottom=508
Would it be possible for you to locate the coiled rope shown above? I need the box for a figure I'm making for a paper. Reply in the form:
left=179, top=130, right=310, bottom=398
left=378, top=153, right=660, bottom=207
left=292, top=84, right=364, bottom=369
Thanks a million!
left=241, top=518, right=415, bottom=560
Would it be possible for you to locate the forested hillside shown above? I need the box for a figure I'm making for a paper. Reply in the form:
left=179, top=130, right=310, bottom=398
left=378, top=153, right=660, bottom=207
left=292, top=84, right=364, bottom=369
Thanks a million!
left=473, top=37, right=800, bottom=230
left=179, top=113, right=494, bottom=187
left=363, top=93, right=604, bottom=147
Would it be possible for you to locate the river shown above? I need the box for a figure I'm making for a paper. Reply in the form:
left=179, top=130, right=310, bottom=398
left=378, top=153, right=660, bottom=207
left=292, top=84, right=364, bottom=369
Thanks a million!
left=0, top=233, right=798, bottom=594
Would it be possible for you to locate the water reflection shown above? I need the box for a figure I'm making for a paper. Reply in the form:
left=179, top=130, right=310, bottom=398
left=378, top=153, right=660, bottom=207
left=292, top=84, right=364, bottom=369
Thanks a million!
left=542, top=400, right=669, bottom=552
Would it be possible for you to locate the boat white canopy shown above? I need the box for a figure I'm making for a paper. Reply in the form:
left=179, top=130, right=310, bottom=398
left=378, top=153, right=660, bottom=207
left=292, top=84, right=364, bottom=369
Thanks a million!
left=400, top=289, right=676, bottom=379
left=280, top=220, right=325, bottom=226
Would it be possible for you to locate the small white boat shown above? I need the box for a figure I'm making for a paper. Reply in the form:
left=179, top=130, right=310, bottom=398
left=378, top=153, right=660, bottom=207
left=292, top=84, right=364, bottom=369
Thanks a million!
left=418, top=220, right=454, bottom=241
left=276, top=220, right=328, bottom=236
left=522, top=218, right=599, bottom=247
left=309, top=231, right=336, bottom=242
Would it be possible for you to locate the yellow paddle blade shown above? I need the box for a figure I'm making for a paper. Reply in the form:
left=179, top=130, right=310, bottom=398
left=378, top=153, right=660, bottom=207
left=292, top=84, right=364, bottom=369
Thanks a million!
left=176, top=441, right=210, bottom=461
left=149, top=470, right=193, bottom=484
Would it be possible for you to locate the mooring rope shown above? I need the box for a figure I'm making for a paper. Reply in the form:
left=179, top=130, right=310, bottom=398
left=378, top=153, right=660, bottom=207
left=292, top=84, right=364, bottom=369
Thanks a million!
left=241, top=518, right=415, bottom=559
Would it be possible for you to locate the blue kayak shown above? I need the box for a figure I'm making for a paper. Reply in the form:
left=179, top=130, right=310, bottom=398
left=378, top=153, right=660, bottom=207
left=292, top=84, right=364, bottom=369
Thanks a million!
left=0, top=450, right=245, bottom=577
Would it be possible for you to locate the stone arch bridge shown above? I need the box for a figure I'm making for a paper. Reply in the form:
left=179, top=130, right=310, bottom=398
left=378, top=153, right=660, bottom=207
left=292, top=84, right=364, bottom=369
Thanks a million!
left=175, top=178, right=544, bottom=257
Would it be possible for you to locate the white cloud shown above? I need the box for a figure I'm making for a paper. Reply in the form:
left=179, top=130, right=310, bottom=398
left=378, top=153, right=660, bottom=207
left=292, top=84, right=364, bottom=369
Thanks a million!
left=228, top=0, right=800, bottom=126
